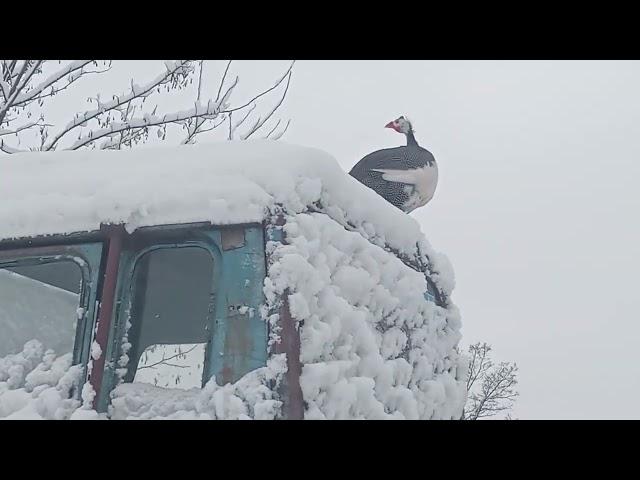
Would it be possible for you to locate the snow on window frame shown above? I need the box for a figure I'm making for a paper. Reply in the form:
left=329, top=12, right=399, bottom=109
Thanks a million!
left=0, top=243, right=103, bottom=402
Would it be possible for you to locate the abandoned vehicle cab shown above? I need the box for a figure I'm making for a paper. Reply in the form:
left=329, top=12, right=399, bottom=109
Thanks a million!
left=0, top=142, right=467, bottom=420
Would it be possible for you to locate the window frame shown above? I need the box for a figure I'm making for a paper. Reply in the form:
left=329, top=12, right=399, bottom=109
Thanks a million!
left=0, top=242, right=104, bottom=394
left=97, top=223, right=268, bottom=412
left=121, top=241, right=220, bottom=387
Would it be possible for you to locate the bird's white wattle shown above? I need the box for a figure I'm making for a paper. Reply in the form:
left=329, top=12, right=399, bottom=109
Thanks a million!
left=371, top=163, right=439, bottom=212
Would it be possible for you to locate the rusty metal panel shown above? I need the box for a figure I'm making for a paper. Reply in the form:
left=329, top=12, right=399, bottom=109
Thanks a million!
left=91, top=222, right=270, bottom=412
left=265, top=214, right=304, bottom=420
left=209, top=225, right=268, bottom=385
left=220, top=226, right=246, bottom=251
left=89, top=225, right=125, bottom=410
left=274, top=291, right=304, bottom=420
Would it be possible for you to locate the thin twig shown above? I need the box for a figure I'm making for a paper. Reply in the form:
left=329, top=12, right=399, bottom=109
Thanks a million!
left=243, top=70, right=292, bottom=139
left=44, top=60, right=192, bottom=151
left=137, top=344, right=199, bottom=370
left=215, top=60, right=232, bottom=103
left=220, top=60, right=294, bottom=115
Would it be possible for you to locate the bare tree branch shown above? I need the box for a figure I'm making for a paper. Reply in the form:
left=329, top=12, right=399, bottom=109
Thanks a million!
left=215, top=60, right=232, bottom=103
left=0, top=61, right=13, bottom=99
left=0, top=60, right=295, bottom=154
left=221, top=60, right=295, bottom=115
left=1, top=60, right=18, bottom=84
left=10, top=61, right=99, bottom=108
left=19, top=63, right=112, bottom=108
left=43, top=60, right=194, bottom=151
left=70, top=100, right=229, bottom=150
left=463, top=342, right=519, bottom=420
left=229, top=102, right=256, bottom=140
left=242, top=69, right=292, bottom=139
left=264, top=119, right=282, bottom=139
left=0, top=60, right=43, bottom=124
left=137, top=344, right=199, bottom=370
left=197, top=60, right=204, bottom=102
left=0, top=139, right=26, bottom=154
left=6, top=61, right=31, bottom=99
left=0, top=119, right=52, bottom=136
left=269, top=119, right=291, bottom=140
left=182, top=61, right=206, bottom=145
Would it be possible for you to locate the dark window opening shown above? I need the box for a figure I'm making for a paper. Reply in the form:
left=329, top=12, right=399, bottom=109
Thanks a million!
left=124, top=246, right=214, bottom=390
left=425, top=277, right=443, bottom=307
left=0, top=261, right=82, bottom=357
left=6, top=262, right=82, bottom=293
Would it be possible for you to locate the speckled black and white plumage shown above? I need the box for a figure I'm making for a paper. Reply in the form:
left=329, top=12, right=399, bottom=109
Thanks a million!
left=349, top=117, right=438, bottom=213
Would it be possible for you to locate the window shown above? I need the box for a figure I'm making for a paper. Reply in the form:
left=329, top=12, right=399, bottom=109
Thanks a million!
left=95, top=225, right=268, bottom=411
left=133, top=343, right=207, bottom=389
left=0, top=261, right=82, bottom=358
left=424, top=278, right=443, bottom=306
left=124, top=246, right=214, bottom=389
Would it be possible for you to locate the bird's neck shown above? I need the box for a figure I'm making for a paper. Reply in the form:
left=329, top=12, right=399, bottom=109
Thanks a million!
left=406, top=130, right=418, bottom=146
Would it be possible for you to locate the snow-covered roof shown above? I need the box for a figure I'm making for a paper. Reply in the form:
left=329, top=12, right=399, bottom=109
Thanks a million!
left=0, top=141, right=465, bottom=420
left=1, top=141, right=430, bottom=255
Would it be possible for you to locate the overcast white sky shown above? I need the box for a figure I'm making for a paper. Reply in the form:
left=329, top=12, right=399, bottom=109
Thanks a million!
left=44, top=60, right=640, bottom=419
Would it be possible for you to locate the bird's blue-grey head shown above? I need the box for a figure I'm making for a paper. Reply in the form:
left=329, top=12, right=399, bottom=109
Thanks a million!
left=385, top=116, right=418, bottom=146
left=385, top=116, right=413, bottom=135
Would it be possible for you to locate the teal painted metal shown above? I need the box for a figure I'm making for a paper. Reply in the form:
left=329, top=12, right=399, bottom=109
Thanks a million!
left=207, top=225, right=267, bottom=385
left=96, top=246, right=135, bottom=412
left=98, top=239, right=223, bottom=411
left=71, top=243, right=105, bottom=382
left=97, top=224, right=267, bottom=412
left=263, top=218, right=284, bottom=350
left=265, top=221, right=285, bottom=244
left=98, top=237, right=222, bottom=411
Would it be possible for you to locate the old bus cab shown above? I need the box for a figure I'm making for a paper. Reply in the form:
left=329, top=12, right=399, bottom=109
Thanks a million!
left=0, top=141, right=466, bottom=420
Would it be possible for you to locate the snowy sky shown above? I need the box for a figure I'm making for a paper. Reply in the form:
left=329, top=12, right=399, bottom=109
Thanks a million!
left=45, top=60, right=640, bottom=419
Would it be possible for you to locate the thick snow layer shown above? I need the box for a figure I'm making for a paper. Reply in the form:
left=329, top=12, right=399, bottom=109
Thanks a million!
left=2, top=141, right=433, bottom=259
left=0, top=340, right=286, bottom=420
left=0, top=341, right=89, bottom=419
left=109, top=354, right=286, bottom=420
left=264, top=213, right=467, bottom=419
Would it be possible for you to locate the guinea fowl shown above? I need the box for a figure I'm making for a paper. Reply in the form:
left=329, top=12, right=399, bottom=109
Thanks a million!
left=349, top=116, right=438, bottom=213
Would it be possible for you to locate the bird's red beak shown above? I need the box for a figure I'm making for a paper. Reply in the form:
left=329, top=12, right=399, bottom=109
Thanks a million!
left=385, top=121, right=397, bottom=131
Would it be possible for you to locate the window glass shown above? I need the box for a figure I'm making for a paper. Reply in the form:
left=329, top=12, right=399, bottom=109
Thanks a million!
left=133, top=343, right=207, bottom=390
left=125, top=247, right=214, bottom=388
left=0, top=261, right=82, bottom=357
